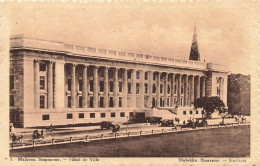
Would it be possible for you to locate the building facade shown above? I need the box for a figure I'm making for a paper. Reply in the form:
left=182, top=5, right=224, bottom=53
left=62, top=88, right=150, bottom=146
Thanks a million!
left=9, top=33, right=229, bottom=127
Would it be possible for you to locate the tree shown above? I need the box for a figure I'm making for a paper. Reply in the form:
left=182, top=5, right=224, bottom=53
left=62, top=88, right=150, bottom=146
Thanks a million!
left=194, top=97, right=226, bottom=121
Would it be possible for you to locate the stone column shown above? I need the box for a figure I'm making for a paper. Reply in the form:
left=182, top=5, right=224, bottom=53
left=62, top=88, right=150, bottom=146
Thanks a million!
left=54, top=61, right=65, bottom=109
left=131, top=69, right=136, bottom=107
left=93, top=66, right=99, bottom=108
left=104, top=67, right=109, bottom=108
left=196, top=76, right=201, bottom=100
left=163, top=73, right=168, bottom=107
left=148, top=71, right=153, bottom=108
left=170, top=73, right=175, bottom=107
left=177, top=74, right=182, bottom=106
left=190, top=75, right=194, bottom=105
left=34, top=59, right=39, bottom=109
left=82, top=65, right=88, bottom=108
left=122, top=68, right=128, bottom=108
left=139, top=70, right=145, bottom=108
left=156, top=72, right=161, bottom=107
left=202, top=76, right=206, bottom=97
left=71, top=64, right=77, bottom=108
left=184, top=75, right=188, bottom=107
left=47, top=61, right=53, bottom=109
left=113, top=68, right=119, bottom=107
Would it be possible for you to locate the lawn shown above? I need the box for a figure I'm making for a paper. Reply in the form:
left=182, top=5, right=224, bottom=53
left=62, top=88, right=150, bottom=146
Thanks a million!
left=10, top=125, right=250, bottom=157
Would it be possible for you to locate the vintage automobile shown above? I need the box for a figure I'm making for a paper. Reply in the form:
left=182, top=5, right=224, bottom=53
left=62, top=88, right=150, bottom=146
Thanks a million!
left=194, top=119, right=208, bottom=127
left=32, top=129, right=45, bottom=140
left=100, top=121, right=120, bottom=132
left=146, top=116, right=162, bottom=125
left=161, top=119, right=175, bottom=127
left=182, top=119, right=196, bottom=128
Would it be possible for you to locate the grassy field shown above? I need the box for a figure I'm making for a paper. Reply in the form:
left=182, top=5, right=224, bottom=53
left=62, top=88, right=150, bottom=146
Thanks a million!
left=10, top=125, right=250, bottom=157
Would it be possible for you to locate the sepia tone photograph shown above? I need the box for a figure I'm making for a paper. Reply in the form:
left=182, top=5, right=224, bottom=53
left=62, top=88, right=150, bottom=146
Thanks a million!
left=0, top=0, right=258, bottom=165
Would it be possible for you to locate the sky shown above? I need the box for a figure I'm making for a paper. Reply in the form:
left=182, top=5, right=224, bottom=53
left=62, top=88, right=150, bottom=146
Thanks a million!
left=8, top=1, right=258, bottom=74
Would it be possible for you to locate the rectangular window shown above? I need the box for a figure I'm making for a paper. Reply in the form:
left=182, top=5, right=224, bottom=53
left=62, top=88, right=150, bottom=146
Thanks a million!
left=160, top=84, right=163, bottom=94
left=119, top=82, right=123, bottom=92
left=39, top=63, right=46, bottom=71
left=153, top=73, right=156, bottom=80
left=153, top=84, right=156, bottom=93
left=181, top=85, right=184, bottom=94
left=160, top=98, right=163, bottom=107
left=167, top=98, right=170, bottom=107
left=10, top=75, right=14, bottom=91
left=145, top=83, right=148, bottom=94
left=183, top=111, right=186, bottom=115
left=129, top=112, right=134, bottom=117
left=136, top=71, right=139, bottom=79
left=118, top=70, right=123, bottom=78
left=89, top=80, right=93, bottom=92
left=78, top=79, right=83, bottom=91
left=109, top=81, right=113, bottom=92
left=127, top=71, right=131, bottom=79
left=145, top=72, right=148, bottom=80
left=196, top=110, right=199, bottom=114
left=40, top=76, right=45, bottom=90
left=119, top=97, right=122, bottom=107
left=67, top=113, right=73, bottom=119
left=101, top=113, right=106, bottom=118
left=68, top=96, right=71, bottom=108
left=90, top=113, right=95, bottom=118
left=100, top=97, right=104, bottom=107
left=67, top=79, right=71, bottom=91
left=152, top=98, right=156, bottom=108
left=42, top=114, right=50, bottom=120
left=136, top=83, right=139, bottom=94
left=111, top=112, right=116, bottom=117
left=120, top=112, right=125, bottom=117
left=90, top=96, right=93, bottom=108
left=109, top=97, right=113, bottom=107
left=128, top=82, right=131, bottom=94
left=100, top=81, right=104, bottom=92
left=40, top=95, right=45, bottom=109
left=10, top=95, right=14, bottom=106
left=174, top=85, right=177, bottom=94
left=79, top=113, right=84, bottom=119
left=168, top=85, right=170, bottom=94
left=79, top=96, right=83, bottom=108
left=190, top=111, right=193, bottom=115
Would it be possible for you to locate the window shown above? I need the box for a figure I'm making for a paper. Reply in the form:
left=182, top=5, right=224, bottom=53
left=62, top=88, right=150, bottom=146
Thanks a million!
left=183, top=111, right=186, bottom=115
left=153, top=73, right=156, bottom=80
left=68, top=96, right=71, bottom=108
left=196, top=110, right=199, bottom=114
left=136, top=71, right=139, bottom=79
left=118, top=70, right=123, bottom=78
left=160, top=98, right=163, bottom=107
left=111, top=112, right=116, bottom=117
left=174, top=85, right=177, bottom=94
left=89, top=80, right=93, bottom=92
left=109, top=82, right=113, bottom=92
left=152, top=98, right=156, bottom=108
left=67, top=113, right=73, bottom=119
left=127, top=71, right=131, bottom=79
left=78, top=79, right=83, bottom=91
left=181, top=85, right=184, bottom=94
left=160, top=84, right=163, bottom=94
left=119, top=97, right=122, bottom=107
left=101, top=113, right=106, bottom=118
left=190, top=111, right=193, bottom=115
left=145, top=72, right=148, bottom=80
left=90, top=113, right=95, bottom=118
left=100, top=97, right=104, bottom=107
left=39, top=63, right=46, bottom=71
left=67, top=79, right=71, bottom=91
left=153, top=84, right=156, bottom=93
left=10, top=75, right=14, bottom=91
left=136, top=83, right=139, bottom=94
left=168, top=85, right=170, bottom=94
left=145, top=83, right=148, bottom=94
left=42, top=114, right=49, bottom=120
left=167, top=98, right=170, bottom=107
left=128, top=83, right=131, bottom=94
left=79, top=96, right=83, bottom=108
left=119, top=82, right=122, bottom=92
left=79, top=113, right=84, bottom=119
left=40, top=95, right=45, bottom=109
left=120, top=112, right=125, bottom=117
left=40, top=76, right=45, bottom=90
left=10, top=95, right=14, bottom=106
left=100, top=81, right=104, bottom=92
left=109, top=97, right=113, bottom=107
left=129, top=112, right=134, bottom=117
left=90, top=96, right=93, bottom=108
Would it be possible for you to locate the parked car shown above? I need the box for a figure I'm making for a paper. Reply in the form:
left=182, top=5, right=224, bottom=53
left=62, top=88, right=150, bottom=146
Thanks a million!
left=100, top=121, right=120, bottom=132
left=161, top=119, right=175, bottom=127
left=147, top=116, right=162, bottom=125
left=194, top=119, right=208, bottom=127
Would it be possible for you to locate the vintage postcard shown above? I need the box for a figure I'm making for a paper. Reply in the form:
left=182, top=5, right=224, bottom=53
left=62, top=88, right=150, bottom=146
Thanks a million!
left=0, top=0, right=258, bottom=165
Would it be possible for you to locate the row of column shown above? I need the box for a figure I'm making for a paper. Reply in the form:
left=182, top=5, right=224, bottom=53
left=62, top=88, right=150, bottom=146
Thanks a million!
left=34, top=60, right=208, bottom=109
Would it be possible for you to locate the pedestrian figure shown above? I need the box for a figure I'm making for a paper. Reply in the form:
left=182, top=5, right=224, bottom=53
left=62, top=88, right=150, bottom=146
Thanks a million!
left=183, top=120, right=186, bottom=125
